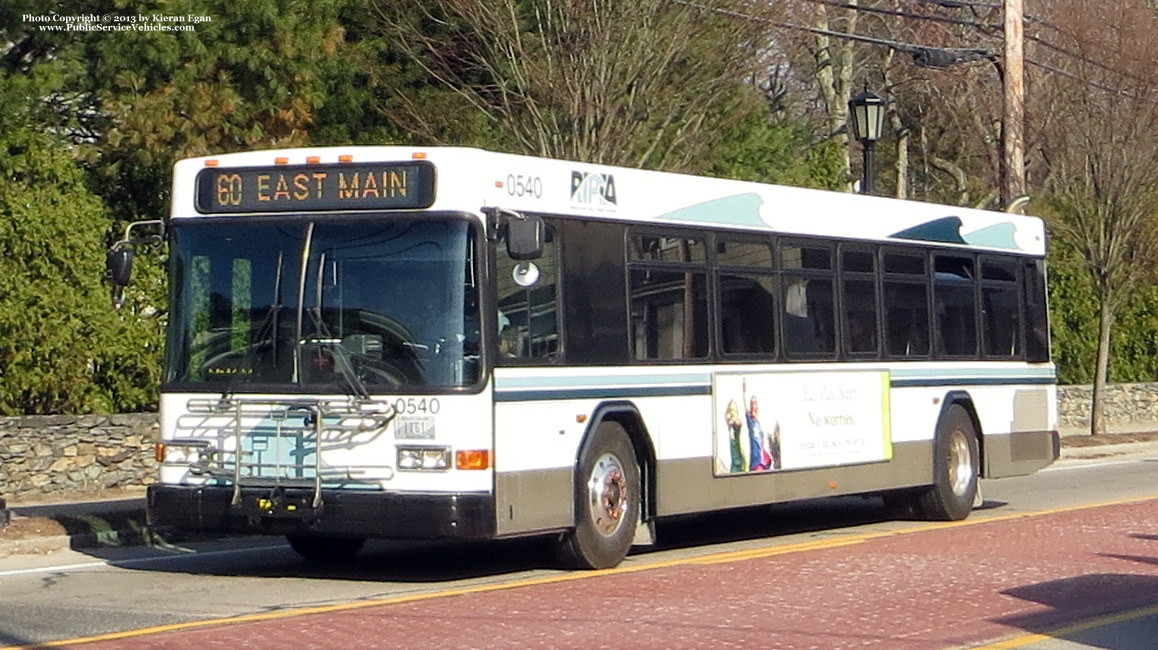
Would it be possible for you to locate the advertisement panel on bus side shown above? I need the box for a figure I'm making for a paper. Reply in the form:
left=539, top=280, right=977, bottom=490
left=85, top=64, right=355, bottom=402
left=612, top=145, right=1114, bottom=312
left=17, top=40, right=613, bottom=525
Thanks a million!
left=712, top=370, right=891, bottom=475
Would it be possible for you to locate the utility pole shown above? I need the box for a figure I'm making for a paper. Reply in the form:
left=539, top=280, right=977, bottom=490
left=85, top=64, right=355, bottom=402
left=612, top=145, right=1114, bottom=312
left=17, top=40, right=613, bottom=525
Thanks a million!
left=1003, top=0, right=1027, bottom=212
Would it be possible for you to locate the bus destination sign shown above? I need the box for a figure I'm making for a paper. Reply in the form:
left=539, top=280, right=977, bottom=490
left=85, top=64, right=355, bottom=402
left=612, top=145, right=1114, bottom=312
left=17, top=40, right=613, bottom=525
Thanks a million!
left=195, top=162, right=436, bottom=213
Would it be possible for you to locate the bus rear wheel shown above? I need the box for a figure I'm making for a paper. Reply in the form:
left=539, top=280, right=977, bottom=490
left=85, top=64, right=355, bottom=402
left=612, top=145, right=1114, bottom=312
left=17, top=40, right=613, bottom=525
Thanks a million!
left=286, top=534, right=366, bottom=563
left=915, top=404, right=979, bottom=521
left=555, top=421, right=640, bottom=570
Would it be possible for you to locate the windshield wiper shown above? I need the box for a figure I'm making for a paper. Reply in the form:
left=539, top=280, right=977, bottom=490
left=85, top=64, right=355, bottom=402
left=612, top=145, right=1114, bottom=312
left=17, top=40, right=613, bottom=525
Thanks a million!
left=305, top=250, right=371, bottom=401
left=292, top=223, right=314, bottom=385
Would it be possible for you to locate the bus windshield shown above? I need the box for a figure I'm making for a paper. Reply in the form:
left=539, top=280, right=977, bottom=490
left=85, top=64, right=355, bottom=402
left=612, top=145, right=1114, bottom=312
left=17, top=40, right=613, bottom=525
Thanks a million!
left=164, top=215, right=480, bottom=392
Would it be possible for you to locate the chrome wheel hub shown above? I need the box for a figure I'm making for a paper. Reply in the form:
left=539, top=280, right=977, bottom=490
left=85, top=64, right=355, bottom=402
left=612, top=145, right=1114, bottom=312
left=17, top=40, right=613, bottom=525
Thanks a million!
left=948, top=430, right=974, bottom=497
left=587, top=452, right=629, bottom=537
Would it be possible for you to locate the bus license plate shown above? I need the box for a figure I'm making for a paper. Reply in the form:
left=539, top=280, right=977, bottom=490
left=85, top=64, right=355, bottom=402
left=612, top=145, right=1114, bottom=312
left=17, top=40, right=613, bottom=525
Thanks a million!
left=395, top=417, right=435, bottom=439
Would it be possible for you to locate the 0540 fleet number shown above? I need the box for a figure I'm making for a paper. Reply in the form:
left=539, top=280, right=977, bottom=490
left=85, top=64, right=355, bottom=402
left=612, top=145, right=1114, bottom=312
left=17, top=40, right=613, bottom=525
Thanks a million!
left=392, top=397, right=441, bottom=415
left=505, top=174, right=543, bottom=198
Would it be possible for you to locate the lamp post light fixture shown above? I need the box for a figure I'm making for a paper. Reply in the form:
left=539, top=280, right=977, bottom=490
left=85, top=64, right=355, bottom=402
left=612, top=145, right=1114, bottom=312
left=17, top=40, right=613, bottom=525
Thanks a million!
left=848, top=89, right=886, bottom=195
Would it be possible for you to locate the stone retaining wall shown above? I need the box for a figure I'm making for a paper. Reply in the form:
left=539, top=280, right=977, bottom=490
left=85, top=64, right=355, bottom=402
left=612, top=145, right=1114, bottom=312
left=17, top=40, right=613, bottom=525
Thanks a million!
left=1056, top=383, right=1158, bottom=430
left=1, top=384, right=1158, bottom=501
left=0, top=414, right=158, bottom=501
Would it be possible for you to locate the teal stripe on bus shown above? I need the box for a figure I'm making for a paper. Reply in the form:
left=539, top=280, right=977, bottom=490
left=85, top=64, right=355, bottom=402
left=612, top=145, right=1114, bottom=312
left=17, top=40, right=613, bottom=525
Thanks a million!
left=889, top=366, right=1056, bottom=381
left=495, top=384, right=712, bottom=402
left=493, top=367, right=1054, bottom=402
left=496, top=373, right=713, bottom=390
left=494, top=372, right=712, bottom=402
left=889, top=376, right=1055, bottom=388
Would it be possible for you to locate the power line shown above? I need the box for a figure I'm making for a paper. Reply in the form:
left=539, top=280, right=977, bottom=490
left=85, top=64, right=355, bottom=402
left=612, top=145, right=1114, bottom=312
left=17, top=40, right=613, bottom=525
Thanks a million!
left=804, top=0, right=1127, bottom=80
left=807, top=0, right=1061, bottom=37
left=1025, top=33, right=1151, bottom=87
left=674, top=0, right=997, bottom=68
left=803, top=0, right=1000, bottom=31
left=675, top=0, right=1136, bottom=93
left=787, top=20, right=996, bottom=68
left=1026, top=56, right=1134, bottom=95
left=914, top=0, right=1001, bottom=9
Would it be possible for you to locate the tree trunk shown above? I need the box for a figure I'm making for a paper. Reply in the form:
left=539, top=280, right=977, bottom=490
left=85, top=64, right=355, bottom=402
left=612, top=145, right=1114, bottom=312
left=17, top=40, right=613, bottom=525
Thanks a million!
left=1090, top=298, right=1114, bottom=435
left=810, top=4, right=856, bottom=191
left=893, top=120, right=908, bottom=199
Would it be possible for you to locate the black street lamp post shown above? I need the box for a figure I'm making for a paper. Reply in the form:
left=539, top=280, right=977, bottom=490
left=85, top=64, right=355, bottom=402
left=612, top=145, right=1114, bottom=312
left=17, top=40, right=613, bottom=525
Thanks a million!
left=848, top=89, right=886, bottom=195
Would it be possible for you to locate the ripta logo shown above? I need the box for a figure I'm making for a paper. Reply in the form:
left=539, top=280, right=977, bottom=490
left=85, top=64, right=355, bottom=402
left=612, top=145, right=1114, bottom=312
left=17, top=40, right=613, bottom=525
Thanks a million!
left=570, top=171, right=618, bottom=210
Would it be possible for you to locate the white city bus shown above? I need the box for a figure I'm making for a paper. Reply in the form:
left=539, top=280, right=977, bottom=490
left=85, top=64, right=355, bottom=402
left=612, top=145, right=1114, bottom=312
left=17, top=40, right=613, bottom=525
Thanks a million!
left=110, top=146, right=1058, bottom=569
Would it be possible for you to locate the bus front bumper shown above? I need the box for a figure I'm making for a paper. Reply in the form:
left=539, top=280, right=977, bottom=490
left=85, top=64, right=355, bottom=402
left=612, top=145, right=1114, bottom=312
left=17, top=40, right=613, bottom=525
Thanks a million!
left=148, top=485, right=496, bottom=539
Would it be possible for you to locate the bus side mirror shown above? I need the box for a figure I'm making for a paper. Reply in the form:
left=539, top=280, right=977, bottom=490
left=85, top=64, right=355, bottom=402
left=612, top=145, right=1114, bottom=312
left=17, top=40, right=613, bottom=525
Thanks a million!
left=506, top=213, right=544, bottom=261
left=108, top=248, right=136, bottom=287
left=105, top=219, right=162, bottom=309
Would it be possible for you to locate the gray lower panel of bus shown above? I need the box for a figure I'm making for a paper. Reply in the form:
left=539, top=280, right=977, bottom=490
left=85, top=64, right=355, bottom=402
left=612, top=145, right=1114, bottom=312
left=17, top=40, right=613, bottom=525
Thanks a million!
left=493, top=430, right=1058, bottom=537
left=494, top=440, right=937, bottom=536
left=652, top=440, right=937, bottom=519
left=984, top=429, right=1060, bottom=478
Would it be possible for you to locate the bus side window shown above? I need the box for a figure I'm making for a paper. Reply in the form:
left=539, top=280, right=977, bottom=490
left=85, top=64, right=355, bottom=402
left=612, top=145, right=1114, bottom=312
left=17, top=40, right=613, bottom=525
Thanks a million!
left=718, top=239, right=776, bottom=356
left=981, top=257, right=1021, bottom=358
left=933, top=255, right=977, bottom=357
left=495, top=221, right=558, bottom=362
left=628, top=233, right=710, bottom=361
left=781, top=242, right=836, bottom=358
left=1024, top=259, right=1050, bottom=362
left=719, top=274, right=776, bottom=355
left=883, top=251, right=930, bottom=357
left=840, top=248, right=879, bottom=357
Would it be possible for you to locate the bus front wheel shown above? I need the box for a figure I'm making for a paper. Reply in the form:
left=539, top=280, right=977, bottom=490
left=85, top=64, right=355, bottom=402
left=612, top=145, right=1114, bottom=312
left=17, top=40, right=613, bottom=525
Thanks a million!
left=916, top=404, right=979, bottom=521
left=555, top=421, right=640, bottom=570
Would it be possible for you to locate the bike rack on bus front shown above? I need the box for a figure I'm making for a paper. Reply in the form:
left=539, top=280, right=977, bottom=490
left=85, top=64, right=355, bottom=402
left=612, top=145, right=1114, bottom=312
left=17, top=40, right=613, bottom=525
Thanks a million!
left=184, top=397, right=396, bottom=516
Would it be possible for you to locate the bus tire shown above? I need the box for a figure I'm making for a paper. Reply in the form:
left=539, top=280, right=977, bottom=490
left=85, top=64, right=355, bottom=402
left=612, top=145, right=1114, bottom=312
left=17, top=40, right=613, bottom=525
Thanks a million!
left=554, top=421, right=640, bottom=570
left=915, top=404, right=979, bottom=521
left=286, top=534, right=366, bottom=563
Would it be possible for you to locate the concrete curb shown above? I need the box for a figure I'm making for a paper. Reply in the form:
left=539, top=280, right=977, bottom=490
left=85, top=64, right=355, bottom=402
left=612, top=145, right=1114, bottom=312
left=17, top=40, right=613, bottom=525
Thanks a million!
left=0, top=495, right=158, bottom=558
left=0, top=527, right=142, bottom=556
left=0, top=510, right=184, bottom=558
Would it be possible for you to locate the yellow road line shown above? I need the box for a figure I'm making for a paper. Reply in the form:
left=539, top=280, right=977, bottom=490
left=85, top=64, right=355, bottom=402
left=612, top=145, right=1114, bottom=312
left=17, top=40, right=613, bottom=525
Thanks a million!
left=686, top=536, right=865, bottom=564
left=7, top=494, right=1158, bottom=650
left=975, top=602, right=1158, bottom=648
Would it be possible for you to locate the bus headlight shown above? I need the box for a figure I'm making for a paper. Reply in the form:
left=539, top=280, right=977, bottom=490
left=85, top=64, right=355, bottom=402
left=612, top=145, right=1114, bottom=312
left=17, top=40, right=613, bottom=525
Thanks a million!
left=158, top=439, right=213, bottom=472
left=397, top=447, right=451, bottom=471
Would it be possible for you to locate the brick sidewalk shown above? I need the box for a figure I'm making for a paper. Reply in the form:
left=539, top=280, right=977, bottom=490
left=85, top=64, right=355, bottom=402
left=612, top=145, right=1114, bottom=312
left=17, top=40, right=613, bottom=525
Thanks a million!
left=63, top=498, right=1158, bottom=650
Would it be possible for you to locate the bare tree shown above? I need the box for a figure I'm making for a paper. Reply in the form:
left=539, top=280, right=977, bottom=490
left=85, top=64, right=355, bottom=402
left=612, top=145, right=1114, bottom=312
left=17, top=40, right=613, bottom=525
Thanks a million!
left=1032, top=0, right=1158, bottom=434
left=775, top=0, right=1008, bottom=201
left=878, top=0, right=1006, bottom=205
left=800, top=1, right=859, bottom=188
left=377, top=0, right=780, bottom=171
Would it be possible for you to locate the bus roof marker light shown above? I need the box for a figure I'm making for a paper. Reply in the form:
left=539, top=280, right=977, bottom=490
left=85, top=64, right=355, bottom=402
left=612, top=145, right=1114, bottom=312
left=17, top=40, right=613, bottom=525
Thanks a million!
left=306, top=156, right=321, bottom=164
left=275, top=157, right=289, bottom=165
left=204, top=159, right=219, bottom=168
left=339, top=154, right=354, bottom=163
left=412, top=152, right=427, bottom=160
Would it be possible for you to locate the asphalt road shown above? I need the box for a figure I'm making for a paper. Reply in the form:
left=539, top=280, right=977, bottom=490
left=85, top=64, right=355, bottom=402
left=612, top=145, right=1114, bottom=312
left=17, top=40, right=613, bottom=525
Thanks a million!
left=2, top=445, right=1158, bottom=649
